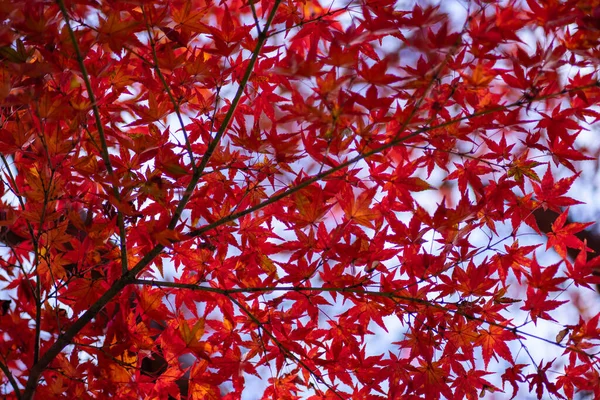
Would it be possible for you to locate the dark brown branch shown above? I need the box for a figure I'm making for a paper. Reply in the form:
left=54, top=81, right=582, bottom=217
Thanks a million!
left=0, top=358, right=21, bottom=400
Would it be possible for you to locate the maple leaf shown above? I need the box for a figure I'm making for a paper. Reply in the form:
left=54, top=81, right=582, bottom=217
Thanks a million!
left=556, top=364, right=593, bottom=399
left=136, top=287, right=173, bottom=321
left=565, top=242, right=600, bottom=289
left=171, top=0, right=210, bottom=35
left=506, top=152, right=542, bottom=191
left=188, top=363, right=221, bottom=399
left=464, top=62, right=497, bottom=87
left=532, top=168, right=582, bottom=211
left=411, top=359, right=453, bottom=399
left=452, top=369, right=498, bottom=400
left=520, top=287, right=567, bottom=324
left=339, top=187, right=381, bottom=229
left=525, top=257, right=566, bottom=292
left=476, top=324, right=517, bottom=368
left=501, top=364, right=528, bottom=400
left=177, top=317, right=212, bottom=361
left=491, top=240, right=537, bottom=285
left=448, top=260, right=497, bottom=297
left=546, top=208, right=593, bottom=258
left=526, top=360, right=562, bottom=400
left=97, top=13, right=143, bottom=53
left=446, top=160, right=494, bottom=195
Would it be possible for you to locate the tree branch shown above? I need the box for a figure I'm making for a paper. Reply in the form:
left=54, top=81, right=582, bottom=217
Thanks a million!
left=20, top=2, right=283, bottom=398
left=0, top=358, right=21, bottom=400
left=166, top=0, right=283, bottom=233
left=134, top=279, right=599, bottom=362
left=186, top=83, right=598, bottom=242
left=55, top=0, right=128, bottom=276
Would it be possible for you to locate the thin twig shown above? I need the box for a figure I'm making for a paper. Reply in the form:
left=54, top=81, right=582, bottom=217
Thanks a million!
left=248, top=0, right=262, bottom=35
left=134, top=279, right=597, bottom=361
left=55, top=0, right=128, bottom=276
left=141, top=5, right=197, bottom=173
left=226, top=293, right=343, bottom=398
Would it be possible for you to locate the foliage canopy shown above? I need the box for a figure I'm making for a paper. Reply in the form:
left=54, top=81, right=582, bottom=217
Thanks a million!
left=1, top=0, right=600, bottom=398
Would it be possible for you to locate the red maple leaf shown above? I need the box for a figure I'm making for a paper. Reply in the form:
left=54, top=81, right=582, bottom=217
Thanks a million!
left=546, top=208, right=593, bottom=258
left=521, top=287, right=567, bottom=323
left=476, top=324, right=517, bottom=368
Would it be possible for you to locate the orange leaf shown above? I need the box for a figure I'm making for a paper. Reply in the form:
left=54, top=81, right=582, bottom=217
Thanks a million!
left=341, top=187, right=380, bottom=228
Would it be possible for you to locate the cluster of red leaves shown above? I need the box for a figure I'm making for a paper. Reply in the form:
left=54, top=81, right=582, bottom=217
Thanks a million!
left=0, top=0, right=600, bottom=399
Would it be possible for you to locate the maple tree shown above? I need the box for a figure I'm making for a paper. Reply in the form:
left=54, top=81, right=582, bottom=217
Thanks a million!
left=1, top=0, right=600, bottom=398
